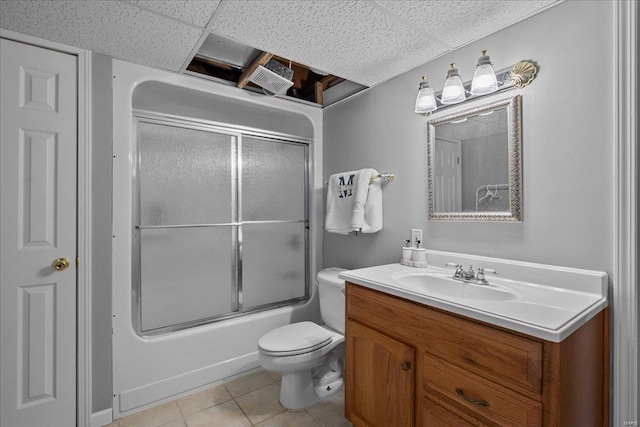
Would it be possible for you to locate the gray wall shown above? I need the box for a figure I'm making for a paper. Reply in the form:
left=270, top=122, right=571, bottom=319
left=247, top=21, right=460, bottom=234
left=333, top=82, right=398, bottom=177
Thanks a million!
left=91, top=52, right=113, bottom=412
left=323, top=1, right=614, bottom=276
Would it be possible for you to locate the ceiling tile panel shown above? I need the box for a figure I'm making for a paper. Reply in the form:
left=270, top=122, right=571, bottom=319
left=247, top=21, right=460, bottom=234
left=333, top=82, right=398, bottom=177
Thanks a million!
left=376, top=0, right=557, bottom=47
left=0, top=0, right=203, bottom=71
left=211, top=0, right=450, bottom=86
left=126, top=0, right=221, bottom=28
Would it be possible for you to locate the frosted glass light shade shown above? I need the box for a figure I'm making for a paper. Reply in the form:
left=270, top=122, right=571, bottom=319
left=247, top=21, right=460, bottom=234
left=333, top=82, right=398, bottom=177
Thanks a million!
left=441, top=75, right=466, bottom=104
left=471, top=64, right=498, bottom=95
left=415, top=84, right=437, bottom=114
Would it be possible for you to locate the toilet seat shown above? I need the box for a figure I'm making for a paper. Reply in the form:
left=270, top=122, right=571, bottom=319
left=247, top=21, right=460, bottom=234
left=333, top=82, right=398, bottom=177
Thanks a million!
left=258, top=321, right=333, bottom=357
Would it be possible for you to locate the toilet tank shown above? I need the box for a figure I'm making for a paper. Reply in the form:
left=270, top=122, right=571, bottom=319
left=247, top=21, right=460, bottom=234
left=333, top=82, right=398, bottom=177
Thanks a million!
left=317, top=267, right=347, bottom=334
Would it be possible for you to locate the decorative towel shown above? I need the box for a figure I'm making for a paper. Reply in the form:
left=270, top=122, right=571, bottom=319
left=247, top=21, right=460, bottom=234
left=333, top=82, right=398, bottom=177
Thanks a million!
left=361, top=171, right=383, bottom=233
left=325, top=168, right=383, bottom=234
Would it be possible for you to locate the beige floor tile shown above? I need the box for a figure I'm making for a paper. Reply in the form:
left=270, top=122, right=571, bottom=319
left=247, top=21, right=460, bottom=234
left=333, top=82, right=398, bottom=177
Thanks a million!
left=118, top=402, right=183, bottom=427
left=235, top=382, right=285, bottom=425
left=225, top=370, right=274, bottom=397
left=159, top=419, right=186, bottom=427
left=266, top=371, right=282, bottom=382
left=104, top=422, right=119, bottom=427
left=307, top=389, right=351, bottom=427
left=256, top=410, right=322, bottom=427
left=184, top=400, right=251, bottom=427
left=176, top=385, right=233, bottom=416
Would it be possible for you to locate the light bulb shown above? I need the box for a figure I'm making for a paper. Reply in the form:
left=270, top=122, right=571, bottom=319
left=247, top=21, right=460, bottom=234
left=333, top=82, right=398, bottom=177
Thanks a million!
left=414, top=76, right=437, bottom=114
left=471, top=50, right=498, bottom=95
left=441, top=63, right=466, bottom=104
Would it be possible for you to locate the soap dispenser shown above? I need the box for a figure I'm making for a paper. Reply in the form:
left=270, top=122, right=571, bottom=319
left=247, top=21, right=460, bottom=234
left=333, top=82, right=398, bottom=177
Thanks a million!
left=402, top=240, right=413, bottom=265
left=412, top=240, right=428, bottom=267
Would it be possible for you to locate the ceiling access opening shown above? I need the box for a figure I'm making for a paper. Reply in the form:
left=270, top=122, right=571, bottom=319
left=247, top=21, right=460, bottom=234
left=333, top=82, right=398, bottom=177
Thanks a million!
left=185, top=33, right=367, bottom=107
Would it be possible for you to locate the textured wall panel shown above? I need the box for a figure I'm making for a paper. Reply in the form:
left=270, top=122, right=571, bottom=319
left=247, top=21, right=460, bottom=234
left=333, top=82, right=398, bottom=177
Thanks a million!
left=0, top=0, right=203, bottom=71
left=127, top=0, right=221, bottom=27
left=0, top=0, right=560, bottom=86
left=376, top=0, right=555, bottom=47
left=211, top=0, right=449, bottom=86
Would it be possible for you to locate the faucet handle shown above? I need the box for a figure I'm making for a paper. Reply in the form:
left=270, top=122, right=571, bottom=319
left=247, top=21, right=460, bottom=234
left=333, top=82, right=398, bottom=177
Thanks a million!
left=477, top=267, right=497, bottom=281
left=446, top=262, right=464, bottom=278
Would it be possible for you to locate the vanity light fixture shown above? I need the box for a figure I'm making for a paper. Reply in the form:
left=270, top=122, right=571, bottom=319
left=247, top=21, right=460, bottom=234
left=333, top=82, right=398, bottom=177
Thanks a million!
left=414, top=50, right=538, bottom=115
left=470, top=50, right=498, bottom=95
left=414, top=75, right=438, bottom=114
left=440, top=63, right=466, bottom=104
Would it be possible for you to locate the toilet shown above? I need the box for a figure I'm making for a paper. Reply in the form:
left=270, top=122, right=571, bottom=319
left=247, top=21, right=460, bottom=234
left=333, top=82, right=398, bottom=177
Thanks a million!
left=257, top=267, right=347, bottom=410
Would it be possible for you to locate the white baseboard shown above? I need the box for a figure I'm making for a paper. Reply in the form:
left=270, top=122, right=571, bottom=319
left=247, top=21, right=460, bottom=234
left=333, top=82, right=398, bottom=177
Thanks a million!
left=90, top=409, right=112, bottom=427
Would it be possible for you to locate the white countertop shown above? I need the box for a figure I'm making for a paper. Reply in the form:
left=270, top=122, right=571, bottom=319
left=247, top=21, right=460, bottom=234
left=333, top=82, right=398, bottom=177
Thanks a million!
left=339, top=251, right=608, bottom=342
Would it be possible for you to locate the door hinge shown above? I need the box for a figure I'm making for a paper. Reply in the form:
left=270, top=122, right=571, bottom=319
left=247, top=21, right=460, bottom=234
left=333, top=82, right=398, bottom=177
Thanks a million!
left=76, top=256, right=80, bottom=268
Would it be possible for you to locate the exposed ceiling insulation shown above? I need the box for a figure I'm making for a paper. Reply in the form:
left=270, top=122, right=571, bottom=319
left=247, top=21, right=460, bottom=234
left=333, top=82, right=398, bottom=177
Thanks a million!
left=0, top=0, right=560, bottom=106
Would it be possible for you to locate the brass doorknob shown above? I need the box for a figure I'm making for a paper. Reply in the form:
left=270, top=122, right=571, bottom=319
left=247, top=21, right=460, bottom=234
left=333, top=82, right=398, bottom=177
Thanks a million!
left=52, top=258, right=70, bottom=271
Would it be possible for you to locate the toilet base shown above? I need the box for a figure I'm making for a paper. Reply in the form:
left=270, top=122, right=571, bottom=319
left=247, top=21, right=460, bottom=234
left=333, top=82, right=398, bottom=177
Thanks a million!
left=279, top=370, right=343, bottom=410
left=313, top=377, right=343, bottom=400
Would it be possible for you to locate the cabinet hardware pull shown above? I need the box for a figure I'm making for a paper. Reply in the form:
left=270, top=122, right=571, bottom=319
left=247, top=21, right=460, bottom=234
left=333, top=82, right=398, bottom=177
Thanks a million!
left=455, top=388, right=490, bottom=407
left=400, top=362, right=410, bottom=371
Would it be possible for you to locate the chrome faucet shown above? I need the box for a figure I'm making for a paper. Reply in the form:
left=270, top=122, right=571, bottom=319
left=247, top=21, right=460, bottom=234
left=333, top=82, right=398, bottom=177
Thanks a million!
left=445, top=263, right=497, bottom=285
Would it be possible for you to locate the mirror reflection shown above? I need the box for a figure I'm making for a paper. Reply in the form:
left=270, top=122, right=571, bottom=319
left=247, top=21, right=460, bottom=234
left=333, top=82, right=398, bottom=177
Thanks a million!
left=427, top=95, right=522, bottom=221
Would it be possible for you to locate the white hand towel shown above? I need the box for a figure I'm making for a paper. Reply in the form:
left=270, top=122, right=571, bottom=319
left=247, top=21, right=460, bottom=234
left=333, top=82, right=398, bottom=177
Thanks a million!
left=362, top=171, right=383, bottom=233
left=325, top=170, right=360, bottom=234
left=350, top=168, right=378, bottom=232
left=325, top=168, right=383, bottom=234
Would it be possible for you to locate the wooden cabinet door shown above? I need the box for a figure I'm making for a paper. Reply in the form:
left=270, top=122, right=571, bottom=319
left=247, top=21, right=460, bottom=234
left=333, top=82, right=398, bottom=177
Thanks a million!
left=345, top=319, right=415, bottom=427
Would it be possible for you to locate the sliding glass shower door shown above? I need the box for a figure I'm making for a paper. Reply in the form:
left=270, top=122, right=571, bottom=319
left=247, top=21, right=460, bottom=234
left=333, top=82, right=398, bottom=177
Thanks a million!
left=133, top=117, right=308, bottom=335
left=241, top=136, right=308, bottom=309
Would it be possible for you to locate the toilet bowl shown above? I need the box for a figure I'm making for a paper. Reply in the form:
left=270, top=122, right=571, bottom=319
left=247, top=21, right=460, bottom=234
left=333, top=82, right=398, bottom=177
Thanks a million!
left=257, top=267, right=347, bottom=410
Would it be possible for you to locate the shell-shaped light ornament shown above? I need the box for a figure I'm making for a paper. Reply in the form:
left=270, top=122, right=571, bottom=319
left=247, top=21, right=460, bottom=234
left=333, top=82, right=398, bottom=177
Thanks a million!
left=509, top=61, right=537, bottom=88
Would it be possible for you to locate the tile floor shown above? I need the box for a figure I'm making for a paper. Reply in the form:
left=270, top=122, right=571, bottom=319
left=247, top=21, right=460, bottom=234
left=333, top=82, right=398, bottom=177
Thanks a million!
left=107, top=370, right=352, bottom=427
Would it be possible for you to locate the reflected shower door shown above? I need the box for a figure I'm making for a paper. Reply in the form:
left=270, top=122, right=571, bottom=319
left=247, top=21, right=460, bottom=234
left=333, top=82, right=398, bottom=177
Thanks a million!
left=137, top=121, right=237, bottom=333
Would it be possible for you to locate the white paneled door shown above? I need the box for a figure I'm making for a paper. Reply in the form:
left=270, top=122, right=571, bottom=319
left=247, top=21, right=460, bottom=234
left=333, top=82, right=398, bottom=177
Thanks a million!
left=433, top=138, right=462, bottom=212
left=1, top=38, right=77, bottom=427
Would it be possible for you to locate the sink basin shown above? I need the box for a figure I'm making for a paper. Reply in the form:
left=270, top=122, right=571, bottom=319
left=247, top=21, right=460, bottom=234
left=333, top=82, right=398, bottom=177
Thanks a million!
left=391, top=272, right=518, bottom=301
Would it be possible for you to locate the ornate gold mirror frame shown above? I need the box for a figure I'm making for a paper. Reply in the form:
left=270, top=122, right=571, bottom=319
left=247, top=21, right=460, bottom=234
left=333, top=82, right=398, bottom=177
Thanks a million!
left=427, top=95, right=522, bottom=222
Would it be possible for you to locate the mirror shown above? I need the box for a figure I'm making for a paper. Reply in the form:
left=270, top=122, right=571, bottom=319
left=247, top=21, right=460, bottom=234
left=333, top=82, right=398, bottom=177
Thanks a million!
left=427, top=95, right=522, bottom=221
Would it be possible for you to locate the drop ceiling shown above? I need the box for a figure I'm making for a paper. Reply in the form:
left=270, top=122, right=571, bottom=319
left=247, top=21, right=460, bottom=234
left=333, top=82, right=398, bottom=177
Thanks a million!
left=0, top=0, right=560, bottom=106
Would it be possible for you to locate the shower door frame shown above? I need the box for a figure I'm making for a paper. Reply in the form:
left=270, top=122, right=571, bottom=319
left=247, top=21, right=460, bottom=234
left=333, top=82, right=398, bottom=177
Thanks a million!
left=131, top=111, right=310, bottom=336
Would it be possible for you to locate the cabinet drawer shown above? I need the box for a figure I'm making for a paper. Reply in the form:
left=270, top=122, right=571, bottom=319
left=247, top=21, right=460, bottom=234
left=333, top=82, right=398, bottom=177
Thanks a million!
left=424, top=355, right=542, bottom=427
left=424, top=307, right=542, bottom=395
left=347, top=283, right=542, bottom=394
left=421, top=395, right=483, bottom=427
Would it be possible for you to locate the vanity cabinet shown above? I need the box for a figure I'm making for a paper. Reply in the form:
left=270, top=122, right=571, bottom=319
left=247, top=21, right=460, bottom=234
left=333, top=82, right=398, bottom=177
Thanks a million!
left=344, top=282, right=609, bottom=427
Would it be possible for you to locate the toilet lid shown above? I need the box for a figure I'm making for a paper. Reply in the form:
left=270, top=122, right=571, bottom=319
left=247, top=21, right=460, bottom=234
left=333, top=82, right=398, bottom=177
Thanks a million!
left=258, top=321, right=333, bottom=357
